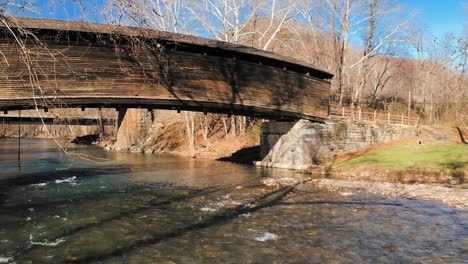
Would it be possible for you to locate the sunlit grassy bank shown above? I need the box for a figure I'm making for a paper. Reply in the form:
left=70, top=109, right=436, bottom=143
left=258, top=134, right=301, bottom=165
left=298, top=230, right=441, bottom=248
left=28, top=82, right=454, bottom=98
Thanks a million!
left=334, top=141, right=467, bottom=170
left=329, top=140, right=468, bottom=184
left=335, top=142, right=468, bottom=169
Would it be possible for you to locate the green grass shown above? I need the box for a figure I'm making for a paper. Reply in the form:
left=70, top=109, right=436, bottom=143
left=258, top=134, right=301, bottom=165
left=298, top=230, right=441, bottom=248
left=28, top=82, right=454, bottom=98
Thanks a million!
left=334, top=141, right=468, bottom=170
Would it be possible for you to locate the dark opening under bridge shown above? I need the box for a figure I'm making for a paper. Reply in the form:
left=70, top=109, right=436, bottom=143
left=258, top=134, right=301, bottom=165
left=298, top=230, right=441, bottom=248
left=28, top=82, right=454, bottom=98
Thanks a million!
left=0, top=112, right=114, bottom=125
left=0, top=17, right=333, bottom=121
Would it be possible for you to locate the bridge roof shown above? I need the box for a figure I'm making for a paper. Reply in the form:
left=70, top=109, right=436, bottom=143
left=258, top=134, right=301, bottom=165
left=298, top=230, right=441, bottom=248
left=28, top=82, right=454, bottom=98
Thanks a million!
left=3, top=17, right=333, bottom=80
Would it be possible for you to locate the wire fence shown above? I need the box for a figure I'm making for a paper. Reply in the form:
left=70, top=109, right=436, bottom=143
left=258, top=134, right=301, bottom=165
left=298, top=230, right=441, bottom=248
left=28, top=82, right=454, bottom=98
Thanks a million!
left=329, top=104, right=420, bottom=126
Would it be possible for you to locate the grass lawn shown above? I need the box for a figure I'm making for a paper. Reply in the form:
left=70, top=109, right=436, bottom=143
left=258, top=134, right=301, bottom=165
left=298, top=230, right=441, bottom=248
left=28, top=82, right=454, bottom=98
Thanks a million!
left=333, top=141, right=468, bottom=170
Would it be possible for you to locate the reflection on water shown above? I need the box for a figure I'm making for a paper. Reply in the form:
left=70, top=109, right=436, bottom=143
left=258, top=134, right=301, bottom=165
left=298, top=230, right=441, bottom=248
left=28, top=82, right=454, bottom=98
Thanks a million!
left=0, top=138, right=467, bottom=263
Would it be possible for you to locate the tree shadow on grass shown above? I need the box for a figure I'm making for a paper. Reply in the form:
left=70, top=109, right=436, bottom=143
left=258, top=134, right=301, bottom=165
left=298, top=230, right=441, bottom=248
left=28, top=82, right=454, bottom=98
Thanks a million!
left=456, top=127, right=467, bottom=144
left=443, top=161, right=466, bottom=184
left=444, top=162, right=466, bottom=170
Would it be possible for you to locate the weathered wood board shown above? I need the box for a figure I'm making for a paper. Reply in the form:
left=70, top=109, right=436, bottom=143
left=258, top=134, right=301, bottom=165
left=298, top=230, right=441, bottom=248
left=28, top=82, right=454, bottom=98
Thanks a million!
left=0, top=17, right=333, bottom=121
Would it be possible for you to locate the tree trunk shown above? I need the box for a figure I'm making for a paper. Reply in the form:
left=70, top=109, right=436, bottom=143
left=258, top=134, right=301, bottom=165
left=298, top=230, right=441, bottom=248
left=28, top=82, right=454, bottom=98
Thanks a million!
left=184, top=112, right=196, bottom=157
left=230, top=116, right=236, bottom=136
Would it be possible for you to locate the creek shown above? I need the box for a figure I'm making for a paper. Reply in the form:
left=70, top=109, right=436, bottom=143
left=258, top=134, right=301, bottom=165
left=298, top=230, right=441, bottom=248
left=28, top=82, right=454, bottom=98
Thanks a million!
left=0, top=138, right=466, bottom=263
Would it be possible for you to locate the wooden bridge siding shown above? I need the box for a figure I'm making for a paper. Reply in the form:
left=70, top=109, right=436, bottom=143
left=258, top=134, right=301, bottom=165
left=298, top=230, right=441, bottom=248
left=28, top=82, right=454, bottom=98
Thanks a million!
left=0, top=36, right=330, bottom=119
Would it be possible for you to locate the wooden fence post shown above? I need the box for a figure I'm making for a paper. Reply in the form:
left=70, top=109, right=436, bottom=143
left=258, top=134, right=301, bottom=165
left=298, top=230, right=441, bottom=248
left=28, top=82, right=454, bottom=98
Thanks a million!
left=359, top=108, right=362, bottom=120
left=374, top=111, right=377, bottom=123
left=342, top=106, right=345, bottom=118
left=387, top=112, right=391, bottom=124
left=401, top=114, right=404, bottom=125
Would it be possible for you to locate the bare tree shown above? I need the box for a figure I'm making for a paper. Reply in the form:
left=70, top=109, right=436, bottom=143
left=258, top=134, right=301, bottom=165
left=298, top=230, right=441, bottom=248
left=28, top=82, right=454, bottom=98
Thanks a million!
left=350, top=0, right=409, bottom=107
left=188, top=0, right=257, bottom=43
left=324, top=0, right=355, bottom=105
left=252, top=0, right=298, bottom=51
left=106, top=0, right=192, bottom=33
left=184, top=111, right=196, bottom=157
left=300, top=0, right=408, bottom=106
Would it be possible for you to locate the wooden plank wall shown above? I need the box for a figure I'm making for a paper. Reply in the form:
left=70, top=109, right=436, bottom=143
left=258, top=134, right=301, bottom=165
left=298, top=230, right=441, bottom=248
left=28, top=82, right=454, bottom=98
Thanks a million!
left=0, top=27, right=331, bottom=121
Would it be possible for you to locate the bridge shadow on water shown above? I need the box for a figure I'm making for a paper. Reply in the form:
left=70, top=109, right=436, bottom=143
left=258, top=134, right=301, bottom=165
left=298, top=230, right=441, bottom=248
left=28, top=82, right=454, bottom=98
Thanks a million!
left=11, top=185, right=221, bottom=256
left=67, top=184, right=296, bottom=263
left=0, top=165, right=131, bottom=188
left=11, top=180, right=419, bottom=263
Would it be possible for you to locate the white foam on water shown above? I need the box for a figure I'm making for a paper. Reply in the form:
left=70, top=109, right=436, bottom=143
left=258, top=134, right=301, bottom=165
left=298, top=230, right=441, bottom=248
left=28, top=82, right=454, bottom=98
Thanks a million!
left=243, top=203, right=252, bottom=208
left=31, top=238, right=66, bottom=247
left=0, top=256, right=12, bottom=263
left=254, top=232, right=278, bottom=242
left=26, top=217, right=31, bottom=221
left=30, top=183, right=47, bottom=187
left=200, top=207, right=218, bottom=212
left=55, top=177, right=77, bottom=184
left=341, top=192, right=354, bottom=196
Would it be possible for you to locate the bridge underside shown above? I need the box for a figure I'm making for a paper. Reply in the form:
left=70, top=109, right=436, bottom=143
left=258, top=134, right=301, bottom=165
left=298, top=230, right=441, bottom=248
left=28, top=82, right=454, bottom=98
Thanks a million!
left=0, top=115, right=113, bottom=125
left=0, top=18, right=333, bottom=122
left=0, top=98, right=325, bottom=121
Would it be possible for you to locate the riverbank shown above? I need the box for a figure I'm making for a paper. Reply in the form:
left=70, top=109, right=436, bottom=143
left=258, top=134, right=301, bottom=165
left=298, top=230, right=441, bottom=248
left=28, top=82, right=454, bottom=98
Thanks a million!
left=310, top=179, right=468, bottom=209
left=96, top=109, right=262, bottom=162
left=262, top=126, right=468, bottom=208
left=4, top=119, right=467, bottom=208
left=327, top=136, right=467, bottom=183
left=261, top=174, right=468, bottom=208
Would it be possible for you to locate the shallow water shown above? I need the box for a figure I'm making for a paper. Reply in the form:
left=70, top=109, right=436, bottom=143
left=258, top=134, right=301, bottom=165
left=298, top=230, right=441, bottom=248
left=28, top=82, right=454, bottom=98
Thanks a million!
left=0, top=138, right=467, bottom=263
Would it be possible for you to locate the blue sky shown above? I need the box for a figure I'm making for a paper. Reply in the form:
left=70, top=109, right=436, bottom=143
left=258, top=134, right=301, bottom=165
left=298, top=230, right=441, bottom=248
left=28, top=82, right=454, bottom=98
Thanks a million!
left=27, top=0, right=105, bottom=22
left=402, top=0, right=466, bottom=39
left=25, top=0, right=467, bottom=39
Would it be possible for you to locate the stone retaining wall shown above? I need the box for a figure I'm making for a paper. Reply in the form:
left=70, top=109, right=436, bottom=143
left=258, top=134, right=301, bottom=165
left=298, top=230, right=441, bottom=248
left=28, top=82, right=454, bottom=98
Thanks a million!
left=256, top=120, right=417, bottom=170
